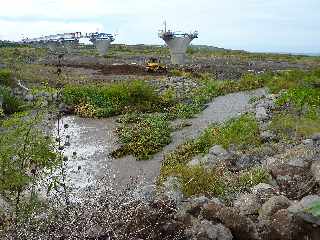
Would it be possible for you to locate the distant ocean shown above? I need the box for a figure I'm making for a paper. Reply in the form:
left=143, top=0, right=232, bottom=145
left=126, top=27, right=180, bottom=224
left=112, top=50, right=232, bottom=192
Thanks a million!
left=276, top=52, right=320, bottom=56
left=303, top=53, right=320, bottom=56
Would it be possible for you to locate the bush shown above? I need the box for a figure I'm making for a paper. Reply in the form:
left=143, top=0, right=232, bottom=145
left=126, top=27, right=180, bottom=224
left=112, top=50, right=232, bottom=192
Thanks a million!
left=0, top=68, right=12, bottom=86
left=214, top=114, right=261, bottom=149
left=237, top=166, right=270, bottom=189
left=0, top=112, right=59, bottom=202
left=63, top=81, right=161, bottom=117
left=276, top=87, right=320, bottom=112
left=0, top=86, right=24, bottom=114
left=113, top=113, right=171, bottom=160
left=177, top=165, right=227, bottom=197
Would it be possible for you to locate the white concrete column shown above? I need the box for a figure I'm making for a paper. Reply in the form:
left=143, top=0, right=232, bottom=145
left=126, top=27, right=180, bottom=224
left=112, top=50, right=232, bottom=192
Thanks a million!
left=163, top=36, right=194, bottom=65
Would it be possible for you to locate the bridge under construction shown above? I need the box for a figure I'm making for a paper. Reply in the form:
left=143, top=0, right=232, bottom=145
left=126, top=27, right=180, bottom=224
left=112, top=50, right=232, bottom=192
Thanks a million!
left=21, top=32, right=115, bottom=56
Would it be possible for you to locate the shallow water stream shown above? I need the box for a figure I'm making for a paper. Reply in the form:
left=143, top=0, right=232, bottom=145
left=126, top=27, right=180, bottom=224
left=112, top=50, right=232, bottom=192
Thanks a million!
left=53, top=88, right=266, bottom=199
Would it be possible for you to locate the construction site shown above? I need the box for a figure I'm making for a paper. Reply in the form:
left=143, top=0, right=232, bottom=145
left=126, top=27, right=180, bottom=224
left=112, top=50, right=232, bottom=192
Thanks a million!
left=9, top=24, right=316, bottom=86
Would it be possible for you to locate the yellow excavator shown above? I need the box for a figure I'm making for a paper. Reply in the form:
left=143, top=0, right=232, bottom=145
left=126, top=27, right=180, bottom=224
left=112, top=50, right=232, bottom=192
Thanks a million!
left=145, top=57, right=167, bottom=73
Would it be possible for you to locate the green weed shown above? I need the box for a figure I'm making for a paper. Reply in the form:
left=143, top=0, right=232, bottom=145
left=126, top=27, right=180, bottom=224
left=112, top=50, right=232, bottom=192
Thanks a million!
left=0, top=86, right=25, bottom=114
left=63, top=80, right=161, bottom=117
left=269, top=113, right=320, bottom=141
left=113, top=113, right=171, bottom=160
left=0, top=69, right=12, bottom=86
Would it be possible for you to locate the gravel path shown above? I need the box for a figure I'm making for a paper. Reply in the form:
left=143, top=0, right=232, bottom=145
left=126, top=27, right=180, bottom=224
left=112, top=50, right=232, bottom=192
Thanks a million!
left=55, top=88, right=266, bottom=199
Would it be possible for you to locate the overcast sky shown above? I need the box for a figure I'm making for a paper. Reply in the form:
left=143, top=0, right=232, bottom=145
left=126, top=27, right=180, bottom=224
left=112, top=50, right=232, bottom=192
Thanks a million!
left=0, top=0, right=319, bottom=53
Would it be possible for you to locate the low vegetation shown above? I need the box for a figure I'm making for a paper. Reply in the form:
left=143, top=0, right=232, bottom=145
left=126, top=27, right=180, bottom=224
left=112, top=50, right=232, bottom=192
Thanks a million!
left=159, top=114, right=265, bottom=197
left=0, top=86, right=25, bottom=114
left=268, top=70, right=320, bottom=142
left=0, top=68, right=12, bottom=86
left=270, top=113, right=320, bottom=141
left=113, top=113, right=171, bottom=160
left=0, top=111, right=59, bottom=209
left=63, top=80, right=162, bottom=117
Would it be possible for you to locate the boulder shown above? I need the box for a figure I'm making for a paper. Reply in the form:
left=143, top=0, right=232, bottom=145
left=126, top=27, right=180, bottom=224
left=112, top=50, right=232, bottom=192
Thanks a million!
left=255, top=107, right=268, bottom=121
left=188, top=145, right=232, bottom=169
left=269, top=209, right=293, bottom=240
left=24, top=94, right=34, bottom=101
left=208, top=145, right=228, bottom=156
left=233, top=194, right=262, bottom=216
left=311, top=161, right=320, bottom=182
left=185, top=220, right=233, bottom=240
left=175, top=196, right=221, bottom=226
left=162, top=176, right=184, bottom=205
left=201, top=202, right=260, bottom=240
left=263, top=145, right=318, bottom=197
left=133, top=185, right=157, bottom=203
left=260, top=130, right=277, bottom=143
left=256, top=99, right=275, bottom=111
left=59, top=103, right=73, bottom=114
left=302, top=138, right=313, bottom=146
left=288, top=195, right=320, bottom=226
left=312, top=133, right=320, bottom=145
left=234, top=154, right=260, bottom=170
left=259, top=195, right=291, bottom=221
left=251, top=183, right=278, bottom=202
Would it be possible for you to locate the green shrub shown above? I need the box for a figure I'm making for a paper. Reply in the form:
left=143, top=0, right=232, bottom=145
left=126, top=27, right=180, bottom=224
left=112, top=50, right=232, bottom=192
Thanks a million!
left=215, top=114, right=261, bottom=149
left=265, top=69, right=320, bottom=93
left=305, top=200, right=320, bottom=217
left=276, top=87, right=320, bottom=111
left=270, top=113, right=320, bottom=141
left=0, top=112, right=59, bottom=202
left=165, top=114, right=260, bottom=165
left=0, top=69, right=12, bottom=86
left=237, top=166, right=270, bottom=189
left=177, top=165, right=227, bottom=197
left=63, top=80, right=161, bottom=117
left=0, top=86, right=24, bottom=114
left=114, top=113, right=171, bottom=160
left=161, top=163, right=269, bottom=197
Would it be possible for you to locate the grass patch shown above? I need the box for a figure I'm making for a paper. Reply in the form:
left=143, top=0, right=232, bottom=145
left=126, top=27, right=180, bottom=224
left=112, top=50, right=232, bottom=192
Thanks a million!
left=0, top=68, right=12, bottom=86
left=265, top=69, right=320, bottom=93
left=162, top=114, right=260, bottom=169
left=269, top=113, right=320, bottom=141
left=63, top=80, right=162, bottom=117
left=159, top=114, right=263, bottom=196
left=113, top=113, right=171, bottom=160
left=276, top=87, right=320, bottom=113
left=162, top=163, right=269, bottom=197
left=0, top=86, right=25, bottom=114
left=270, top=79, right=320, bottom=141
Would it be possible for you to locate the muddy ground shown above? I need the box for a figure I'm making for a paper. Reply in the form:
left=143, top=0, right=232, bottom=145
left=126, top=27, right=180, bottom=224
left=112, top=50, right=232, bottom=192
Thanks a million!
left=38, top=52, right=320, bottom=85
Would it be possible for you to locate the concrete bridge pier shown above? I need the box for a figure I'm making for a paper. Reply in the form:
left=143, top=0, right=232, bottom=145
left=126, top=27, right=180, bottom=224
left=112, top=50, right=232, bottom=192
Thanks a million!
left=159, top=31, right=198, bottom=65
left=165, top=37, right=194, bottom=65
